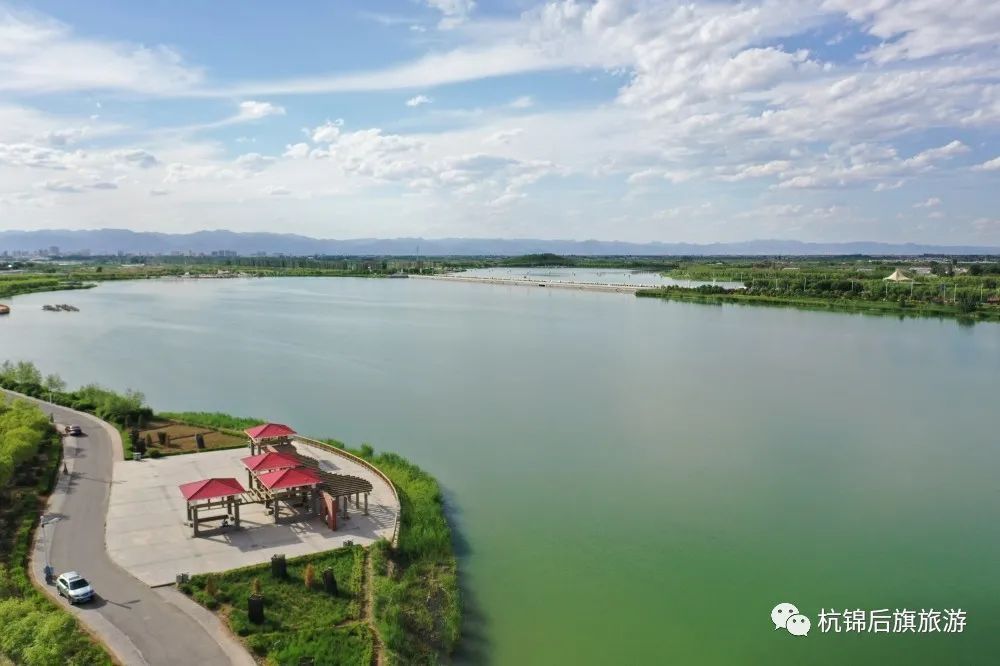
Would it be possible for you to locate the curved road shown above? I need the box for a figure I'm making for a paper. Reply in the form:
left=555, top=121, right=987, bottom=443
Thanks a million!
left=3, top=389, right=245, bottom=665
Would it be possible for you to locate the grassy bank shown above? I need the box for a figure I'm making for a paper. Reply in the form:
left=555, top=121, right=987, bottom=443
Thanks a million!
left=0, top=275, right=94, bottom=301
left=361, top=453, right=459, bottom=664
left=0, top=396, right=111, bottom=665
left=181, top=547, right=370, bottom=665
left=637, top=286, right=1000, bottom=322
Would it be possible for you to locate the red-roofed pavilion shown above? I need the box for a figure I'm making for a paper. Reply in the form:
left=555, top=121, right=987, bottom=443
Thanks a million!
left=179, top=477, right=245, bottom=501
left=245, top=423, right=297, bottom=454
left=240, top=451, right=301, bottom=491
left=252, top=466, right=320, bottom=522
left=257, top=466, right=320, bottom=491
left=177, top=477, right=246, bottom=536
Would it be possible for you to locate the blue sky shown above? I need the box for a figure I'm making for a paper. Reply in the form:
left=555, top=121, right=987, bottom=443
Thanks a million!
left=1, top=0, right=998, bottom=243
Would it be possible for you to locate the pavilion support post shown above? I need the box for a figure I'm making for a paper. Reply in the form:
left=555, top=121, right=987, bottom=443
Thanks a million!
left=192, top=505, right=199, bottom=537
left=354, top=492, right=359, bottom=508
left=186, top=502, right=192, bottom=521
left=273, top=497, right=280, bottom=524
left=341, top=496, right=349, bottom=519
left=234, top=499, right=241, bottom=527
left=364, top=493, right=368, bottom=515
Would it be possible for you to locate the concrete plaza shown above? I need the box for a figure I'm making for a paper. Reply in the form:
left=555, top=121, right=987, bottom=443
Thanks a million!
left=106, top=441, right=399, bottom=586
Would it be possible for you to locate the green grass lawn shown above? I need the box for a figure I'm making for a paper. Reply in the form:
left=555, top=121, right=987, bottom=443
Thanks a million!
left=182, top=546, right=370, bottom=665
left=0, top=400, right=111, bottom=666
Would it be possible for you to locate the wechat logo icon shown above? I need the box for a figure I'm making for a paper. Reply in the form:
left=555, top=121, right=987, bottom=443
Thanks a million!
left=772, top=602, right=810, bottom=636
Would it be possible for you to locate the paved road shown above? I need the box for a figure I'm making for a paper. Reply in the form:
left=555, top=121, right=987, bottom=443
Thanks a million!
left=2, top=389, right=241, bottom=665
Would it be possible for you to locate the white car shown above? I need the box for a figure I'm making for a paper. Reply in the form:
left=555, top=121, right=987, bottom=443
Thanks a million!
left=56, top=572, right=94, bottom=604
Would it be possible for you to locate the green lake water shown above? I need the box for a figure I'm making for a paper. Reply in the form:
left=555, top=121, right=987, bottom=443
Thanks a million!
left=1, top=276, right=998, bottom=664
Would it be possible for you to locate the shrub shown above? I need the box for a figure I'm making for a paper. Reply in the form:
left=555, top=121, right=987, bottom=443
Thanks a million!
left=304, top=563, right=315, bottom=590
left=157, top=411, right=263, bottom=432
left=246, top=634, right=271, bottom=657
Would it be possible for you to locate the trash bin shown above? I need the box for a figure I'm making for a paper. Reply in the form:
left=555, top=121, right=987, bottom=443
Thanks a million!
left=133, top=451, right=142, bottom=461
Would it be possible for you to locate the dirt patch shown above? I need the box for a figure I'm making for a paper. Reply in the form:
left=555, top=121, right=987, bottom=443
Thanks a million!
left=136, top=421, right=244, bottom=453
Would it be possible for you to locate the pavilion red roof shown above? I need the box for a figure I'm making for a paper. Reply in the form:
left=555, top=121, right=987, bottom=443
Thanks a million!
left=256, top=467, right=320, bottom=491
left=240, top=451, right=301, bottom=472
left=178, top=477, right=246, bottom=502
left=244, top=423, right=297, bottom=440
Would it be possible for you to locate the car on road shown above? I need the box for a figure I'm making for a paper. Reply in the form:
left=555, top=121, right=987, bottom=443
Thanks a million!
left=65, top=424, right=82, bottom=436
left=55, top=572, right=94, bottom=604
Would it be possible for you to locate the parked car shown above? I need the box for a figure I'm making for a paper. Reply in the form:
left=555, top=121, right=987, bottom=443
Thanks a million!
left=66, top=424, right=82, bottom=436
left=56, top=572, right=94, bottom=604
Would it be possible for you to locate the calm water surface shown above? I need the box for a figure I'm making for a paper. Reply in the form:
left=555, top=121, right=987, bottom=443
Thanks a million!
left=1, top=277, right=998, bottom=664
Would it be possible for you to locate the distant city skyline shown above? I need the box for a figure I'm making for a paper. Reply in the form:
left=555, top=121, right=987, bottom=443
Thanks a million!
left=1, top=1, right=998, bottom=243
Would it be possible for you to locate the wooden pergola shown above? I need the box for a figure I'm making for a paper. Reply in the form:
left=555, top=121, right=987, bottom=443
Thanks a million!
left=242, top=425, right=377, bottom=531
left=275, top=446, right=375, bottom=530
left=178, top=477, right=246, bottom=536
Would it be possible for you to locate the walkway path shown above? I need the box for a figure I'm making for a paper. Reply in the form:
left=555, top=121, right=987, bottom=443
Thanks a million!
left=1, top=389, right=253, bottom=666
left=363, top=548, right=386, bottom=666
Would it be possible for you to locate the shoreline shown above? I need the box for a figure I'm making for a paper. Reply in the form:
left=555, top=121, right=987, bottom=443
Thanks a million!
left=636, top=287, right=1000, bottom=322
left=412, top=273, right=642, bottom=293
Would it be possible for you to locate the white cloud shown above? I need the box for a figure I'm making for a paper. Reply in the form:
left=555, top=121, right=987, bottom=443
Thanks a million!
left=39, top=179, right=83, bottom=193
left=973, top=156, right=1000, bottom=171
left=0, top=7, right=201, bottom=94
left=234, top=152, right=274, bottom=172
left=902, top=140, right=969, bottom=170
left=310, top=120, right=344, bottom=143
left=114, top=149, right=158, bottom=168
left=914, top=197, right=941, bottom=208
left=236, top=100, right=285, bottom=121
left=823, top=0, right=1000, bottom=64
left=406, top=95, right=433, bottom=107
left=873, top=180, right=904, bottom=191
left=425, top=0, right=475, bottom=29
left=718, top=160, right=792, bottom=182
left=0, top=2, right=998, bottom=243
left=773, top=140, right=972, bottom=189
left=485, top=128, right=523, bottom=145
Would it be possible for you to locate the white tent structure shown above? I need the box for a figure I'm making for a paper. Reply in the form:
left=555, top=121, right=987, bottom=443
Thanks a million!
left=883, top=269, right=913, bottom=282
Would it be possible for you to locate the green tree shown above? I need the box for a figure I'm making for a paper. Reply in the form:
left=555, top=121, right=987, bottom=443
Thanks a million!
left=43, top=374, right=66, bottom=394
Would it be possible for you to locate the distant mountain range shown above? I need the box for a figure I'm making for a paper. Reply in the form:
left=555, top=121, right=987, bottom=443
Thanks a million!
left=2, top=229, right=998, bottom=256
